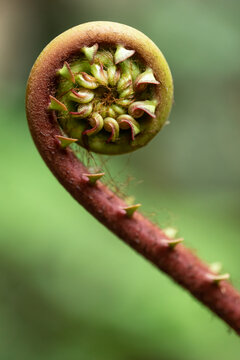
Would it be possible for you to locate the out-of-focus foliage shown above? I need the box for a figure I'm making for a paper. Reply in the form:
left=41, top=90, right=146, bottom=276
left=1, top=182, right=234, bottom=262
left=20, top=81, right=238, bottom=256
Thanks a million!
left=0, top=0, right=240, bottom=359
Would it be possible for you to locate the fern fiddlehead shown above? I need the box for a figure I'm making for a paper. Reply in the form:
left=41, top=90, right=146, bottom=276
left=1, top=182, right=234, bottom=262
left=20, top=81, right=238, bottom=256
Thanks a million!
left=26, top=21, right=240, bottom=335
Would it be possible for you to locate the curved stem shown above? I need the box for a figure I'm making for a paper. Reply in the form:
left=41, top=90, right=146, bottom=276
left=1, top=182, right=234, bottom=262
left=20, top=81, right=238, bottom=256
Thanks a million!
left=27, top=104, right=240, bottom=335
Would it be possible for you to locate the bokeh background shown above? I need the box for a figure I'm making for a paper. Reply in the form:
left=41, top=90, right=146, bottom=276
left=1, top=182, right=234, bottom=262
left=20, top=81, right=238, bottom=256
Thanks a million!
left=1, top=0, right=240, bottom=359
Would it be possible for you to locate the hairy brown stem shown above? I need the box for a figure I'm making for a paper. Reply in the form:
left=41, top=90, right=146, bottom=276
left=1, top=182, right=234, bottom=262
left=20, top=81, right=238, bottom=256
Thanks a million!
left=26, top=21, right=240, bottom=335
left=26, top=98, right=240, bottom=335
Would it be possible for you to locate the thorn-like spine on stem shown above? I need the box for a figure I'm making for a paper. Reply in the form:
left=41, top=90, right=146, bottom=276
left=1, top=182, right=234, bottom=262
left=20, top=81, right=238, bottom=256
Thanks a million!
left=114, top=45, right=135, bottom=64
left=48, top=96, right=68, bottom=112
left=206, top=273, right=230, bottom=285
left=55, top=135, right=78, bottom=148
left=81, top=43, right=99, bottom=64
left=122, top=204, right=141, bottom=218
left=83, top=172, right=105, bottom=185
left=57, top=61, right=75, bottom=83
left=167, top=238, right=184, bottom=249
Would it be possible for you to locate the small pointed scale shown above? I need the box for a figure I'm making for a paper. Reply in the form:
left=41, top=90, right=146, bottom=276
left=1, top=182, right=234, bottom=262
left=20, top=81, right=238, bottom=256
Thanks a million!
left=167, top=238, right=184, bottom=249
left=81, top=44, right=98, bottom=64
left=123, top=203, right=141, bottom=218
left=207, top=273, right=230, bottom=285
left=55, top=135, right=78, bottom=148
left=57, top=61, right=75, bottom=83
left=134, top=67, right=159, bottom=90
left=114, top=45, right=135, bottom=64
left=83, top=172, right=105, bottom=185
left=48, top=96, right=68, bottom=112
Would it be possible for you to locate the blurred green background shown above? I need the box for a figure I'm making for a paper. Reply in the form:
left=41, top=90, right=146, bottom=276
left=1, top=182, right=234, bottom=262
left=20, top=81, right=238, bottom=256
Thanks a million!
left=1, top=0, right=240, bottom=359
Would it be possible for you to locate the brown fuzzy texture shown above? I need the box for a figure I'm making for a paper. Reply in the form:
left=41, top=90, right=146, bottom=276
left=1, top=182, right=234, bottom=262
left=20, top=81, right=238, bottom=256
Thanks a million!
left=26, top=22, right=240, bottom=335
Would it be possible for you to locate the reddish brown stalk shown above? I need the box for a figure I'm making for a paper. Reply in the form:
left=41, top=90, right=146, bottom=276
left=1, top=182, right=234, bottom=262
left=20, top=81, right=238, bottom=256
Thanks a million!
left=26, top=21, right=240, bottom=335
left=26, top=97, right=240, bottom=335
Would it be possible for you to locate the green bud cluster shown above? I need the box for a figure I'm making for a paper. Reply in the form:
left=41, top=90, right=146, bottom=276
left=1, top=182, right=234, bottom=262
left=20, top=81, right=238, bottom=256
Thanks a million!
left=49, top=43, right=160, bottom=153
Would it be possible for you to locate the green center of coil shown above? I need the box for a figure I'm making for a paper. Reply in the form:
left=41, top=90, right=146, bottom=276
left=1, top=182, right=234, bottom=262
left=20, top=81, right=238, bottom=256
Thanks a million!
left=48, top=43, right=160, bottom=154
